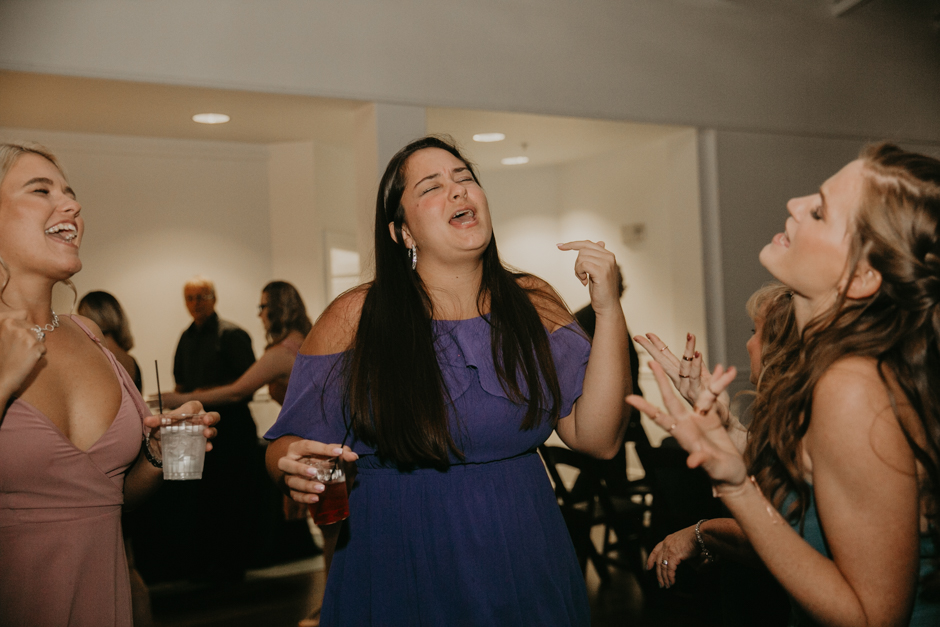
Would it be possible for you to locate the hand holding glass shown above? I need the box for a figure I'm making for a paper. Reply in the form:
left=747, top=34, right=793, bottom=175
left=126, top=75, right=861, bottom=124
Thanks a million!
left=306, top=458, right=350, bottom=525
left=158, top=413, right=208, bottom=480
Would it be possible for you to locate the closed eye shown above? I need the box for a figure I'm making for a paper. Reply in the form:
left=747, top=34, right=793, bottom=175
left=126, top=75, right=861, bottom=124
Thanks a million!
left=420, top=185, right=440, bottom=196
left=810, top=206, right=822, bottom=220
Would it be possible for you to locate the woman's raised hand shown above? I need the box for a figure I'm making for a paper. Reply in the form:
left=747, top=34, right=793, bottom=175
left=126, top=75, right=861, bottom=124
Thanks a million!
left=277, top=439, right=359, bottom=505
left=634, top=332, right=731, bottom=425
left=626, top=361, right=748, bottom=491
left=0, top=310, right=46, bottom=399
left=557, top=240, right=620, bottom=313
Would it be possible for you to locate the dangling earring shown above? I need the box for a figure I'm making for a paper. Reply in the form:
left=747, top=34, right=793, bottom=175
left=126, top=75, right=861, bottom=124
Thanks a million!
left=408, top=245, right=418, bottom=271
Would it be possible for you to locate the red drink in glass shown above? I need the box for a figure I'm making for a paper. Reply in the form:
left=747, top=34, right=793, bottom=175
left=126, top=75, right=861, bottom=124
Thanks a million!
left=309, top=479, right=349, bottom=525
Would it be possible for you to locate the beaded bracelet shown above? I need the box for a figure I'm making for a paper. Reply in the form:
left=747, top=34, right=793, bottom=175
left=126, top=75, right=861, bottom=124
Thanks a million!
left=695, top=518, right=716, bottom=562
left=141, top=434, right=163, bottom=469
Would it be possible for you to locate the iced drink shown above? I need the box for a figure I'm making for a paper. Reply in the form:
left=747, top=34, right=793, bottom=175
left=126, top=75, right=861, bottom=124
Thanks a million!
left=306, top=458, right=350, bottom=525
left=159, top=414, right=207, bottom=480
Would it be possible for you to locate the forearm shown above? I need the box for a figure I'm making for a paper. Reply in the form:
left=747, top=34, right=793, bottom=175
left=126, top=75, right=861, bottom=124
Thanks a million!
left=123, top=451, right=163, bottom=510
left=698, top=517, right=763, bottom=568
left=186, top=384, right=250, bottom=407
left=721, top=481, right=876, bottom=627
left=569, top=306, right=631, bottom=457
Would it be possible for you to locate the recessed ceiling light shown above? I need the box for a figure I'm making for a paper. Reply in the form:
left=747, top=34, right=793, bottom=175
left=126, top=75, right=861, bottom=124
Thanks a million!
left=501, top=156, right=529, bottom=166
left=192, top=113, right=230, bottom=125
left=473, top=133, right=505, bottom=143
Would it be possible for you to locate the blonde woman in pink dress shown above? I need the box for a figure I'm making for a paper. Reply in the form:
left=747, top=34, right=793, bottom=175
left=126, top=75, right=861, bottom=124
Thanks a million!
left=0, top=143, right=219, bottom=626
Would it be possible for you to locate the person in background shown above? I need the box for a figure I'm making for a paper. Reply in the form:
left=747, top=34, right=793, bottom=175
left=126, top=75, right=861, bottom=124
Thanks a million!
left=631, top=144, right=940, bottom=626
left=637, top=282, right=796, bottom=627
left=77, top=289, right=154, bottom=627
left=0, top=142, right=217, bottom=626
left=161, top=280, right=311, bottom=408
left=148, top=276, right=260, bottom=583
left=78, top=290, right=142, bottom=391
left=159, top=280, right=329, bottom=625
left=266, top=135, right=632, bottom=626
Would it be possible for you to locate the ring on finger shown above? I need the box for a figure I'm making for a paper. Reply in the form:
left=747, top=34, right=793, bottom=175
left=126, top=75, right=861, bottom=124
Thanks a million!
left=668, top=422, right=678, bottom=433
left=659, top=345, right=668, bottom=352
left=679, top=374, right=690, bottom=379
left=681, top=355, right=693, bottom=362
left=662, top=559, right=668, bottom=566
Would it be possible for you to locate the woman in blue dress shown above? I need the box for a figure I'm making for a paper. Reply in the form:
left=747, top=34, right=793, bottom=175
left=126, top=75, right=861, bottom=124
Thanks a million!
left=630, top=143, right=940, bottom=626
left=265, top=135, right=632, bottom=626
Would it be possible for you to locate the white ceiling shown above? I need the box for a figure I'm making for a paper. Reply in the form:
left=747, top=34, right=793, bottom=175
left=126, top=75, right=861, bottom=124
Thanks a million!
left=0, top=70, right=686, bottom=172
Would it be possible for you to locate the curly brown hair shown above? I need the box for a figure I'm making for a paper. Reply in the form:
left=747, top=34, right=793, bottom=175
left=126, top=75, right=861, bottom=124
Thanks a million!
left=746, top=144, right=940, bottom=545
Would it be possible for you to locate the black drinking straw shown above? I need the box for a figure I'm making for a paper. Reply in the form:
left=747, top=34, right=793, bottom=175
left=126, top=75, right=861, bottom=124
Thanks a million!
left=154, top=360, right=164, bottom=415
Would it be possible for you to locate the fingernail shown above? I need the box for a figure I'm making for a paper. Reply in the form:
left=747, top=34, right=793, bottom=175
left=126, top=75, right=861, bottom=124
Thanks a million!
left=305, top=467, right=317, bottom=475
left=332, top=447, right=343, bottom=455
left=695, top=351, right=701, bottom=358
left=658, top=583, right=663, bottom=589
left=314, top=484, right=325, bottom=492
left=687, top=333, right=691, bottom=341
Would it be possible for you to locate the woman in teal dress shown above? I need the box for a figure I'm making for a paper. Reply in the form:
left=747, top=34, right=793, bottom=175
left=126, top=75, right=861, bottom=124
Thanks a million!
left=630, top=143, right=940, bottom=626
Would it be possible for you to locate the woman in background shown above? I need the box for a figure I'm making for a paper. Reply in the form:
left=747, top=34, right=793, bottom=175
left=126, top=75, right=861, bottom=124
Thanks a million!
left=638, top=282, right=796, bottom=627
left=631, top=144, right=940, bottom=626
left=160, top=280, right=311, bottom=408
left=78, top=290, right=142, bottom=391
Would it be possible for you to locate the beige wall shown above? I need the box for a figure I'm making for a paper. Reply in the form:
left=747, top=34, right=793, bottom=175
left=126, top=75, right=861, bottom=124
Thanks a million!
left=481, top=128, right=702, bottom=443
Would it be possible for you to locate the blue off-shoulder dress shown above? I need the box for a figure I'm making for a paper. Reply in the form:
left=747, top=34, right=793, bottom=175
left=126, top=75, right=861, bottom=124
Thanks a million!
left=265, top=317, right=592, bottom=626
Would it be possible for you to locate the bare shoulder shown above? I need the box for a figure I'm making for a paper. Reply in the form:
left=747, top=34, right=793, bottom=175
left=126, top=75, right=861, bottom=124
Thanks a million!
left=300, top=285, right=368, bottom=355
left=808, top=356, right=914, bottom=474
left=515, top=273, right=573, bottom=332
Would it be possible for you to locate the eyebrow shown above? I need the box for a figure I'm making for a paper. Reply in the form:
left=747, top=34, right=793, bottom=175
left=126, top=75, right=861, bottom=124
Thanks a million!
left=25, top=177, right=77, bottom=199
left=411, top=166, right=471, bottom=190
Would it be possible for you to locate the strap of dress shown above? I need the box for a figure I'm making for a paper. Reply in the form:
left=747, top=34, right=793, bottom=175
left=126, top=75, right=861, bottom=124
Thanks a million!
left=68, top=315, right=151, bottom=434
left=278, top=336, right=304, bottom=355
left=68, top=314, right=102, bottom=343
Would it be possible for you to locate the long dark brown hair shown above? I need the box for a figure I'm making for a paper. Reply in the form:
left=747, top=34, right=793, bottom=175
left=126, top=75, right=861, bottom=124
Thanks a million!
left=77, top=291, right=135, bottom=351
left=262, top=280, right=312, bottom=348
left=346, top=135, right=570, bottom=469
left=746, top=144, right=940, bottom=546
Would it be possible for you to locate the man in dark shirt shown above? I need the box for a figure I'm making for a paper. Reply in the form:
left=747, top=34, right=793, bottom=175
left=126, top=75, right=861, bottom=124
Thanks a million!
left=172, top=277, right=259, bottom=582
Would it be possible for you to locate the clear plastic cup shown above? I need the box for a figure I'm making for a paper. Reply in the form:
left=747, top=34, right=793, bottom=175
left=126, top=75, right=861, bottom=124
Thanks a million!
left=159, top=413, right=208, bottom=480
left=305, top=458, right=349, bottom=525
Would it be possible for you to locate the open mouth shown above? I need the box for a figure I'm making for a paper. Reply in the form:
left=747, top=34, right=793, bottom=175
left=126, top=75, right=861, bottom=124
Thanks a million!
left=45, top=223, right=78, bottom=244
left=450, top=208, right=476, bottom=226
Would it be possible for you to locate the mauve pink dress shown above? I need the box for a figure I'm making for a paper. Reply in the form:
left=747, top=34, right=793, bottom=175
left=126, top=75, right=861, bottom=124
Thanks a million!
left=0, top=317, right=146, bottom=626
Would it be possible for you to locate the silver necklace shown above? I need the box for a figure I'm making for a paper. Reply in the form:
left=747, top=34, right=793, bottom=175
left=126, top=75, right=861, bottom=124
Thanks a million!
left=31, top=311, right=59, bottom=342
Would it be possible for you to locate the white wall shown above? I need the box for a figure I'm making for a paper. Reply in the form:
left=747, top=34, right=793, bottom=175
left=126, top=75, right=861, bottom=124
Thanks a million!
left=484, top=129, right=703, bottom=442
left=0, top=127, right=272, bottom=394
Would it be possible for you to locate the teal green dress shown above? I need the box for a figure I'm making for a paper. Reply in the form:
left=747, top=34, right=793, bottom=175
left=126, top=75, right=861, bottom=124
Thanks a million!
left=787, top=488, right=939, bottom=626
